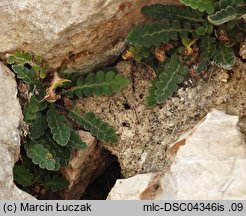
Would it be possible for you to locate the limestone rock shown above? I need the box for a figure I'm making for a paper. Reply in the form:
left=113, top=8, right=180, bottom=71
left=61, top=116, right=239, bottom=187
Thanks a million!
left=240, top=39, right=246, bottom=59
left=0, top=0, right=180, bottom=71
left=107, top=110, right=246, bottom=200
left=76, top=58, right=246, bottom=178
left=0, top=63, right=35, bottom=200
left=61, top=131, right=112, bottom=199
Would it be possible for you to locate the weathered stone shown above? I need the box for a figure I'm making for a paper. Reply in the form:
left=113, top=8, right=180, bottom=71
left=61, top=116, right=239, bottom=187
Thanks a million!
left=0, top=63, right=35, bottom=199
left=61, top=131, right=112, bottom=199
left=107, top=110, right=246, bottom=200
left=240, top=39, right=246, bottom=59
left=0, top=0, right=180, bottom=71
left=76, top=58, right=246, bottom=178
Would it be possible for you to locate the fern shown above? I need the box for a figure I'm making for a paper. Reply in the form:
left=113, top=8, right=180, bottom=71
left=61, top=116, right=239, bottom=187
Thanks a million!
left=208, top=4, right=246, bottom=25
left=7, top=51, right=32, bottom=65
left=213, top=44, right=235, bottom=70
left=43, top=175, right=68, bottom=192
left=47, top=105, right=71, bottom=146
left=25, top=141, right=60, bottom=171
left=11, top=65, right=36, bottom=85
left=13, top=165, right=34, bottom=187
left=69, top=108, right=117, bottom=144
left=66, top=70, right=129, bottom=97
left=181, top=0, right=215, bottom=14
left=142, top=4, right=205, bottom=23
left=147, top=55, right=189, bottom=106
left=29, top=114, right=48, bottom=140
left=68, top=130, right=87, bottom=149
left=127, top=20, right=193, bottom=47
left=199, top=36, right=217, bottom=60
left=42, top=137, right=71, bottom=167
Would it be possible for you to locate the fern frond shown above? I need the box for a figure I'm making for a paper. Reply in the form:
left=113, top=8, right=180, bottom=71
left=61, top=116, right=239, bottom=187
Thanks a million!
left=66, top=70, right=129, bottom=97
left=127, top=20, right=193, bottom=47
left=42, top=137, right=71, bottom=167
left=13, top=165, right=34, bottom=187
left=213, top=44, right=235, bottom=70
left=68, top=108, right=117, bottom=144
left=208, top=5, right=246, bottom=25
left=142, top=5, right=205, bottom=23
left=11, top=65, right=35, bottom=85
left=147, top=55, right=189, bottom=106
left=25, top=141, right=59, bottom=171
left=47, top=105, right=70, bottom=146
left=43, top=175, right=68, bottom=192
left=199, top=36, right=216, bottom=61
left=181, top=0, right=215, bottom=14
left=68, top=130, right=87, bottom=149
left=29, top=114, right=48, bottom=140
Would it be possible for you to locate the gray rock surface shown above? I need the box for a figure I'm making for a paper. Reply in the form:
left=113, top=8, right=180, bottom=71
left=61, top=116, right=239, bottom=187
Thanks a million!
left=107, top=110, right=246, bottom=200
left=0, top=0, right=180, bottom=71
left=0, top=63, right=34, bottom=200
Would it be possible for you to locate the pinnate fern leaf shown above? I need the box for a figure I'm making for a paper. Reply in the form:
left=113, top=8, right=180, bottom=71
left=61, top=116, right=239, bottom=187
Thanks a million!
left=67, top=70, right=129, bottom=97
left=11, top=65, right=35, bottom=85
left=69, top=108, right=117, bottom=144
left=142, top=4, right=205, bottom=23
left=25, top=142, right=59, bottom=171
left=147, top=55, right=189, bottom=106
left=213, top=44, right=235, bottom=70
left=127, top=20, right=193, bottom=47
left=208, top=5, right=246, bottom=25
left=47, top=105, right=70, bottom=146
left=68, top=130, right=87, bottom=149
left=29, top=114, right=48, bottom=140
left=181, top=0, right=215, bottom=14
left=13, top=165, right=34, bottom=187
left=43, top=175, right=68, bottom=192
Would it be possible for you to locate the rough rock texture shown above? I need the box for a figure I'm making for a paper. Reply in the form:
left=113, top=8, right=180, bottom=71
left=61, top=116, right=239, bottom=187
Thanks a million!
left=0, top=0, right=180, bottom=71
left=107, top=110, right=246, bottom=200
left=0, top=63, right=35, bottom=200
left=107, top=172, right=163, bottom=200
left=61, top=131, right=112, bottom=199
left=76, top=58, right=246, bottom=178
left=240, top=39, right=246, bottom=59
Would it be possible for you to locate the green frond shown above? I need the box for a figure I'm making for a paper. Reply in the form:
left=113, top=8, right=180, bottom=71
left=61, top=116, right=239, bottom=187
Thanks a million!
left=127, top=20, right=193, bottom=47
left=142, top=5, right=205, bottom=23
left=47, top=105, right=70, bottom=146
left=66, top=70, right=129, bottom=97
left=68, top=108, right=117, bottom=144
left=147, top=55, right=189, bottom=106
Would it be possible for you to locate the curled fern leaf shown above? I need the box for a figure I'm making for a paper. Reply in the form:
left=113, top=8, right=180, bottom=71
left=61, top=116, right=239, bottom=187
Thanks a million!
left=69, top=108, right=117, bottom=144
left=66, top=70, right=129, bottom=97
left=43, top=175, right=68, bottom=192
left=142, top=5, right=205, bottom=23
left=47, top=105, right=70, bottom=146
left=25, top=142, right=59, bottom=171
left=147, top=55, right=189, bottom=106
left=213, top=44, right=235, bottom=70
left=127, top=20, right=193, bottom=47
left=181, top=0, right=215, bottom=14
left=13, top=165, right=34, bottom=187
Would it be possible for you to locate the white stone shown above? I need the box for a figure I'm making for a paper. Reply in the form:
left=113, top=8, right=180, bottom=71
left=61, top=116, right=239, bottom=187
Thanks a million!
left=107, top=110, right=246, bottom=200
left=0, top=0, right=180, bottom=70
left=0, top=63, right=35, bottom=199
